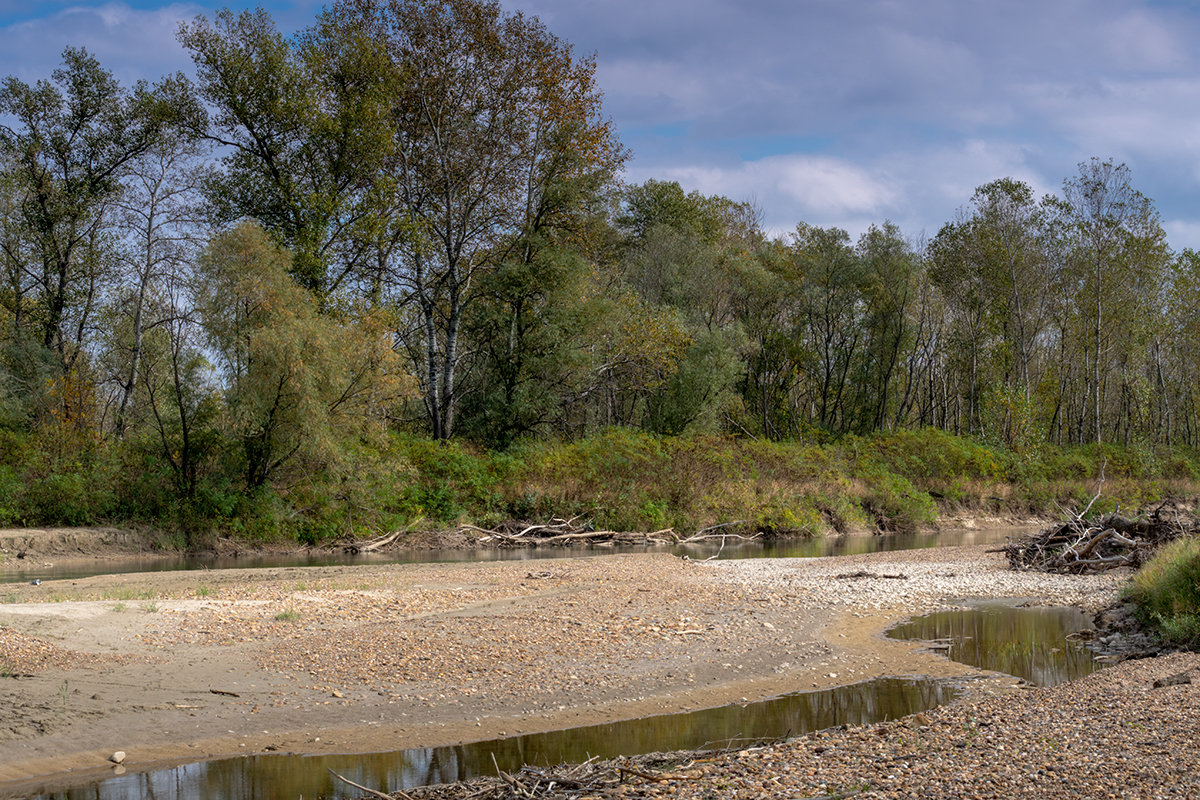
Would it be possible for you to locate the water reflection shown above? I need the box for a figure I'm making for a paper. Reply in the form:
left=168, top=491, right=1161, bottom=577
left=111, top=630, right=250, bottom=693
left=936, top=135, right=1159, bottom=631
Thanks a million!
left=29, top=677, right=956, bottom=800
left=887, top=604, right=1100, bottom=687
left=2, top=528, right=1020, bottom=584
left=683, top=527, right=1016, bottom=560
left=0, top=547, right=590, bottom=584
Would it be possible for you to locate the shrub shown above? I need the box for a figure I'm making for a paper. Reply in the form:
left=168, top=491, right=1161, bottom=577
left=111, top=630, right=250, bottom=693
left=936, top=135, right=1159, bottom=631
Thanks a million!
left=1127, top=537, right=1200, bottom=646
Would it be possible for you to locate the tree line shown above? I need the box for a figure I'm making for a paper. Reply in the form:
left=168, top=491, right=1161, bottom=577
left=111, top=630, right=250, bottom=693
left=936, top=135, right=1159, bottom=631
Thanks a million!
left=0, top=0, right=1196, bottom=523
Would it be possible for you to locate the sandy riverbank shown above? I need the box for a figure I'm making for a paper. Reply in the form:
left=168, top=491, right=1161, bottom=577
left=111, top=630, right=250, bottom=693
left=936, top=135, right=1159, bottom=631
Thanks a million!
left=0, top=545, right=1124, bottom=798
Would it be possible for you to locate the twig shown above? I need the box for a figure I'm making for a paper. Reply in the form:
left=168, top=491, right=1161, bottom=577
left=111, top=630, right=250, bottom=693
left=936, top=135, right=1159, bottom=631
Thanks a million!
left=1078, top=458, right=1107, bottom=519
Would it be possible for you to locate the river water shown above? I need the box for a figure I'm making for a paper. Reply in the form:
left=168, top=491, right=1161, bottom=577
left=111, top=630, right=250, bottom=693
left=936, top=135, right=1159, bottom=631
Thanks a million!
left=0, top=527, right=1019, bottom=584
left=31, top=677, right=960, bottom=800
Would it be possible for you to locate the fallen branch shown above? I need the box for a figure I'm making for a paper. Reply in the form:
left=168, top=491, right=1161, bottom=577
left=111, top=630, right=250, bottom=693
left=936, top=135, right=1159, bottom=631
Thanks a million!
left=618, top=766, right=690, bottom=783
left=394, top=748, right=737, bottom=799
left=460, top=519, right=676, bottom=548
left=343, top=517, right=424, bottom=554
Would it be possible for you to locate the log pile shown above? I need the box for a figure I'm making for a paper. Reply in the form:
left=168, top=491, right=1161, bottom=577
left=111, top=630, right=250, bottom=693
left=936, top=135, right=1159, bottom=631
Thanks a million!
left=999, top=502, right=1199, bottom=574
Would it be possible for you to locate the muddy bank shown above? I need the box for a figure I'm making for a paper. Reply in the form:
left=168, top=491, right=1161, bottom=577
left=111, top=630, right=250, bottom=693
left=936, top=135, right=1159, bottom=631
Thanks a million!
left=0, top=546, right=1121, bottom=799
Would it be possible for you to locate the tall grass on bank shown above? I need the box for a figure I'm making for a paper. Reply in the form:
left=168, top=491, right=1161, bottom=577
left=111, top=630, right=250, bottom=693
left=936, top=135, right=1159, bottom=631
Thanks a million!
left=1127, top=537, right=1200, bottom=646
left=0, top=426, right=1197, bottom=544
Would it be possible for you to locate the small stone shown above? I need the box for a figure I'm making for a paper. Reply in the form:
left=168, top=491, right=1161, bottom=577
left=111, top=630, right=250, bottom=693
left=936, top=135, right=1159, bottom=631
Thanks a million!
left=108, top=751, right=126, bottom=764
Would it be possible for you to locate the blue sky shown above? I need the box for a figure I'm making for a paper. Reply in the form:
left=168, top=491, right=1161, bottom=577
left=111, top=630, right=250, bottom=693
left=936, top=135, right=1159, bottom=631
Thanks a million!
left=4, top=0, right=1200, bottom=249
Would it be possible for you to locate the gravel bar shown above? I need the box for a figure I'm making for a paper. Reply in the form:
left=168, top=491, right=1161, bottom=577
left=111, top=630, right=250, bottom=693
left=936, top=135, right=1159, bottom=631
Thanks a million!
left=602, top=652, right=1200, bottom=800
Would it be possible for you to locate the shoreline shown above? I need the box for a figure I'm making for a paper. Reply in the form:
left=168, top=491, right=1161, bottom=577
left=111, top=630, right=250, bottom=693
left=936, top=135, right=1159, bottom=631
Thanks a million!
left=0, top=545, right=1123, bottom=798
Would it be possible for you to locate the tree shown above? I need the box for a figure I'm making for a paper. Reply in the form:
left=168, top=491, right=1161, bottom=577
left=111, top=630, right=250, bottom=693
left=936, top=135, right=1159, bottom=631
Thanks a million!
left=105, top=134, right=211, bottom=439
left=790, top=223, right=864, bottom=433
left=0, top=48, right=193, bottom=376
left=197, top=222, right=410, bottom=489
left=1058, top=159, right=1167, bottom=444
left=928, top=180, right=1055, bottom=442
left=846, top=223, right=920, bottom=432
left=331, top=0, right=625, bottom=439
left=456, top=245, right=593, bottom=448
left=179, top=8, right=397, bottom=296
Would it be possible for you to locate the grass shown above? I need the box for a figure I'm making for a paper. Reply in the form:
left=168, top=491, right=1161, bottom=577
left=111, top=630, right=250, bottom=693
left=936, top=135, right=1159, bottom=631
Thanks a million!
left=274, top=608, right=301, bottom=622
left=1126, top=536, right=1200, bottom=646
left=195, top=585, right=213, bottom=598
left=140, top=601, right=158, bottom=613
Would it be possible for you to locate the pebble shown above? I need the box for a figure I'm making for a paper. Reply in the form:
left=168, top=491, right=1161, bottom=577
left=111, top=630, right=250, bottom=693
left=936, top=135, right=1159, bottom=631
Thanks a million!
left=617, top=652, right=1200, bottom=800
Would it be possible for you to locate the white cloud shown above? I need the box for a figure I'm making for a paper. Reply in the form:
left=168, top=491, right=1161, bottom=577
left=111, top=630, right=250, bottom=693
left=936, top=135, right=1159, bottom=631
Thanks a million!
left=0, top=2, right=201, bottom=85
left=1099, top=9, right=1188, bottom=71
left=663, top=155, right=896, bottom=217
left=630, top=139, right=1055, bottom=244
left=1163, top=220, right=1200, bottom=253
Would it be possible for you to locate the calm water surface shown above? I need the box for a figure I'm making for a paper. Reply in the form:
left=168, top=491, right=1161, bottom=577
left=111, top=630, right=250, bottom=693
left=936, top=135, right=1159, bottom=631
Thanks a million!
left=888, top=603, right=1100, bottom=687
left=1, top=527, right=1020, bottom=584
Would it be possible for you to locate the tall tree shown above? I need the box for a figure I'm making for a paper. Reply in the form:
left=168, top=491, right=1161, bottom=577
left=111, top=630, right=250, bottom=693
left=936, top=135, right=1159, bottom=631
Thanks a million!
left=929, top=180, right=1054, bottom=443
left=1058, top=159, right=1166, bottom=444
left=179, top=8, right=397, bottom=296
left=331, top=0, right=625, bottom=439
left=855, top=222, right=920, bottom=433
left=0, top=48, right=192, bottom=376
left=197, top=222, right=409, bottom=489
left=105, top=134, right=210, bottom=439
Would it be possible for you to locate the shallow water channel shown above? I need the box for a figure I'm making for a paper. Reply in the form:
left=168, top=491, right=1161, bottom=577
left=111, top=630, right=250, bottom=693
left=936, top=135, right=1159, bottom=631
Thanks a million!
left=29, top=602, right=1100, bottom=800
left=33, top=677, right=955, bottom=800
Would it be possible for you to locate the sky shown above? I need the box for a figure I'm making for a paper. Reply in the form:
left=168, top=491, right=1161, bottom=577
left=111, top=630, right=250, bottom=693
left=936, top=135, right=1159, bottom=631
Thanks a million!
left=3, top=0, right=1200, bottom=249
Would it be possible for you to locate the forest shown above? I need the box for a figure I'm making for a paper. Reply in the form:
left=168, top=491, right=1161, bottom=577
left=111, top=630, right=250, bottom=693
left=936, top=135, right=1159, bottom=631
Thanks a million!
left=2, top=0, right=1199, bottom=542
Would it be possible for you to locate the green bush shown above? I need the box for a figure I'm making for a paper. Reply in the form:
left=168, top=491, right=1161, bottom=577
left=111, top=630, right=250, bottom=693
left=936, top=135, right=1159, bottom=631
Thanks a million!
left=1127, top=537, right=1200, bottom=646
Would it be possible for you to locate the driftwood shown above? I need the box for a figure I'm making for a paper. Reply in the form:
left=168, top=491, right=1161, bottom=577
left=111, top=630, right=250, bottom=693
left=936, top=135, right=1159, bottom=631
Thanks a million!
left=350, top=744, right=776, bottom=800
left=342, top=518, right=425, bottom=554
left=997, top=501, right=1199, bottom=574
left=460, top=517, right=761, bottom=548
